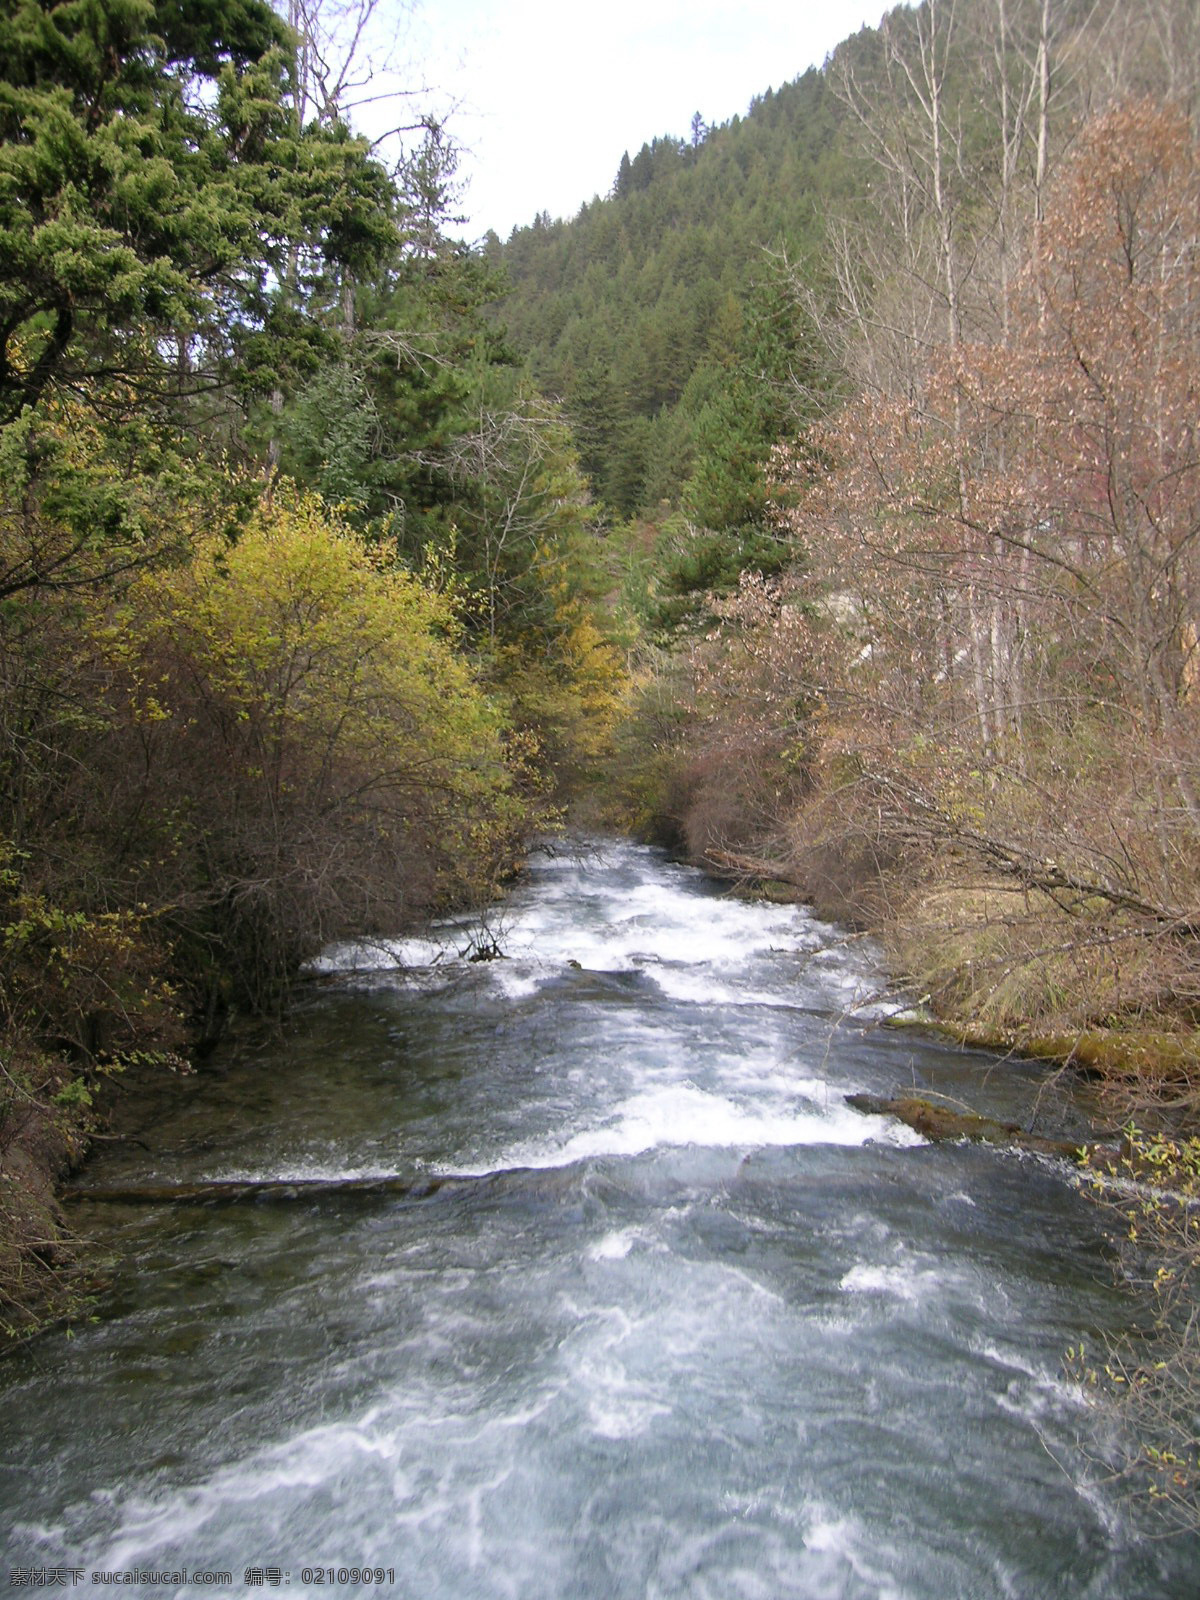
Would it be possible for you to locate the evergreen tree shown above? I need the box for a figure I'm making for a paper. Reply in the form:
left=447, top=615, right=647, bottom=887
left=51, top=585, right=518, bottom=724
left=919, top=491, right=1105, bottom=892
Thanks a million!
left=0, top=0, right=395, bottom=428
left=493, top=66, right=844, bottom=527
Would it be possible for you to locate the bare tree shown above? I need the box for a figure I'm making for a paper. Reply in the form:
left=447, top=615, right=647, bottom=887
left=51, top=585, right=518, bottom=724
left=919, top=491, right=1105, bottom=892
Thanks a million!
left=825, top=0, right=1129, bottom=761
left=425, top=396, right=591, bottom=646
left=282, top=0, right=423, bottom=135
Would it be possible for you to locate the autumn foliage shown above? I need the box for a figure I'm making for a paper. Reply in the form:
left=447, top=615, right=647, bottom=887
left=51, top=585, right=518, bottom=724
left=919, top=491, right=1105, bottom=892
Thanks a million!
left=88, top=487, right=525, bottom=1014
left=700, top=102, right=1192, bottom=1065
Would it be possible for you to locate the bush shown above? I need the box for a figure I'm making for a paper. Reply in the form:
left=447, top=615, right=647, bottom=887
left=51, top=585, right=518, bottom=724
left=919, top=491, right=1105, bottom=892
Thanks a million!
left=88, top=484, right=526, bottom=1012
left=1073, top=1130, right=1200, bottom=1534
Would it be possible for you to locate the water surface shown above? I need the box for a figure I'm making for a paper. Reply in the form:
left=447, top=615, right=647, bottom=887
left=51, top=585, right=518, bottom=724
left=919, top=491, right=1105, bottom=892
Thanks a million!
left=3, top=839, right=1196, bottom=1597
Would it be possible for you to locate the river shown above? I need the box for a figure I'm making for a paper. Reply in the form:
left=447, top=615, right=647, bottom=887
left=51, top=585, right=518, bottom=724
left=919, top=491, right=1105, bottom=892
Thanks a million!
left=2, top=839, right=1197, bottom=1596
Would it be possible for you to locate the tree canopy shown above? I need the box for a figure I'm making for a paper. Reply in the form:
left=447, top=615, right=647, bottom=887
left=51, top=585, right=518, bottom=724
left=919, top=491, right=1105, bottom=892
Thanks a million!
left=0, top=0, right=395, bottom=424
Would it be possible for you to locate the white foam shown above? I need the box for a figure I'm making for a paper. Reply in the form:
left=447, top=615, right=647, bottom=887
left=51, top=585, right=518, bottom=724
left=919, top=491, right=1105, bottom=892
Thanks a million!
left=486, top=962, right=554, bottom=1000
left=649, top=965, right=808, bottom=1009
left=307, top=843, right=890, bottom=1016
left=447, top=1082, right=923, bottom=1175
left=95, top=1419, right=403, bottom=1570
left=839, top=1261, right=941, bottom=1302
left=978, top=1342, right=1089, bottom=1416
left=840, top=1253, right=1005, bottom=1327
left=206, top=1161, right=396, bottom=1184
left=588, top=1229, right=638, bottom=1261
left=803, top=1511, right=905, bottom=1600
left=586, top=1393, right=671, bottom=1439
left=561, top=1306, right=675, bottom=1439
left=308, top=930, right=460, bottom=974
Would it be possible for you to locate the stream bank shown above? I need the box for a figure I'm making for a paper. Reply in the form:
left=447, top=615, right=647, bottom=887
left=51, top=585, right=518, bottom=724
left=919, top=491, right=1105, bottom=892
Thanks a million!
left=691, top=841, right=1200, bottom=1133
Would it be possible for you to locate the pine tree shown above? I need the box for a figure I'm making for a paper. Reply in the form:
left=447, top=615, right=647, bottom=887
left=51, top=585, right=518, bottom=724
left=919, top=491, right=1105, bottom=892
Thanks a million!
left=0, top=0, right=395, bottom=426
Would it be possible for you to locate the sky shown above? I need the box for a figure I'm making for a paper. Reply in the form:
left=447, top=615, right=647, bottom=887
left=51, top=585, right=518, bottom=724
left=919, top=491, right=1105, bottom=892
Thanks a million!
left=365, top=0, right=885, bottom=241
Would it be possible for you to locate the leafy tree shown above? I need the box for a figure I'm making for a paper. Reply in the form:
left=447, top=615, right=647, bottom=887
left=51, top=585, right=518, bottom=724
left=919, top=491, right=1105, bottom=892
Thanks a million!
left=90, top=484, right=523, bottom=1012
left=0, top=0, right=395, bottom=427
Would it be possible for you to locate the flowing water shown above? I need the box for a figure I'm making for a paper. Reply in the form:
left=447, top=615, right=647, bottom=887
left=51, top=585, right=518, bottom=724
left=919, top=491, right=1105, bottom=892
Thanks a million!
left=3, top=839, right=1198, bottom=1597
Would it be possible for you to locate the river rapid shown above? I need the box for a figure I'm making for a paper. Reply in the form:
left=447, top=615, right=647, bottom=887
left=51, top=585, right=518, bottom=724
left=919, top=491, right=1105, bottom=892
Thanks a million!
left=3, top=838, right=1198, bottom=1597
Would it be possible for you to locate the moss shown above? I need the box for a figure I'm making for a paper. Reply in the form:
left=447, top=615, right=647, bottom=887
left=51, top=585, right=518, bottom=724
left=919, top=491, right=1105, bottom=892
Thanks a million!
left=1023, top=1028, right=1200, bottom=1080
left=899, top=1012, right=1200, bottom=1127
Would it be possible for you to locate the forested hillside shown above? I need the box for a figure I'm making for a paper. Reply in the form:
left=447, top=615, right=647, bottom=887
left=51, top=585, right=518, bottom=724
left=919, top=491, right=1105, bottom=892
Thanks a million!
left=495, top=69, right=843, bottom=507
left=497, top=0, right=1199, bottom=628
left=492, top=67, right=855, bottom=621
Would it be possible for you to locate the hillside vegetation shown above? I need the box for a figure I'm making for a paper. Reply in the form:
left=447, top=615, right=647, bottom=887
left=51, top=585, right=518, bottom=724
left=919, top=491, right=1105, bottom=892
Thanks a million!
left=493, top=67, right=853, bottom=625
left=495, top=0, right=1200, bottom=1105
left=5, top=0, right=1200, bottom=1518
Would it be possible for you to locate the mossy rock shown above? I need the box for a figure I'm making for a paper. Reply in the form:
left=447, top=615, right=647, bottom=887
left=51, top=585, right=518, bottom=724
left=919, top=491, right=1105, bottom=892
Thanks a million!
left=1023, top=1029, right=1200, bottom=1081
left=898, top=1017, right=1200, bottom=1096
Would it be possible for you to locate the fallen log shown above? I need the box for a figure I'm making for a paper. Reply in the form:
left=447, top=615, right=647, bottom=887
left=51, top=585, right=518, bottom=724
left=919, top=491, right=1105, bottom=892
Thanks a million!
left=703, top=848, right=795, bottom=881
left=845, top=1092, right=1123, bottom=1166
left=700, top=849, right=803, bottom=904
left=60, top=1165, right=564, bottom=1208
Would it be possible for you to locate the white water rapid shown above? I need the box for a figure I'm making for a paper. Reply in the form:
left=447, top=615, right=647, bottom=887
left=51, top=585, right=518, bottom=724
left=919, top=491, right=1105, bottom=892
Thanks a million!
left=2, top=839, right=1196, bottom=1597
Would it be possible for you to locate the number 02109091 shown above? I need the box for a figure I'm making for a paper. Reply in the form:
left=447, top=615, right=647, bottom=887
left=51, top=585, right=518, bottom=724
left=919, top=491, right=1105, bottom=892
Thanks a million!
left=299, top=1570, right=396, bottom=1586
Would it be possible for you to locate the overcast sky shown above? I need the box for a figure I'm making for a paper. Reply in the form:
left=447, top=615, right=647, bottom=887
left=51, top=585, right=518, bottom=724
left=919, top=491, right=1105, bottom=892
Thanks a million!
left=376, top=0, right=885, bottom=241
